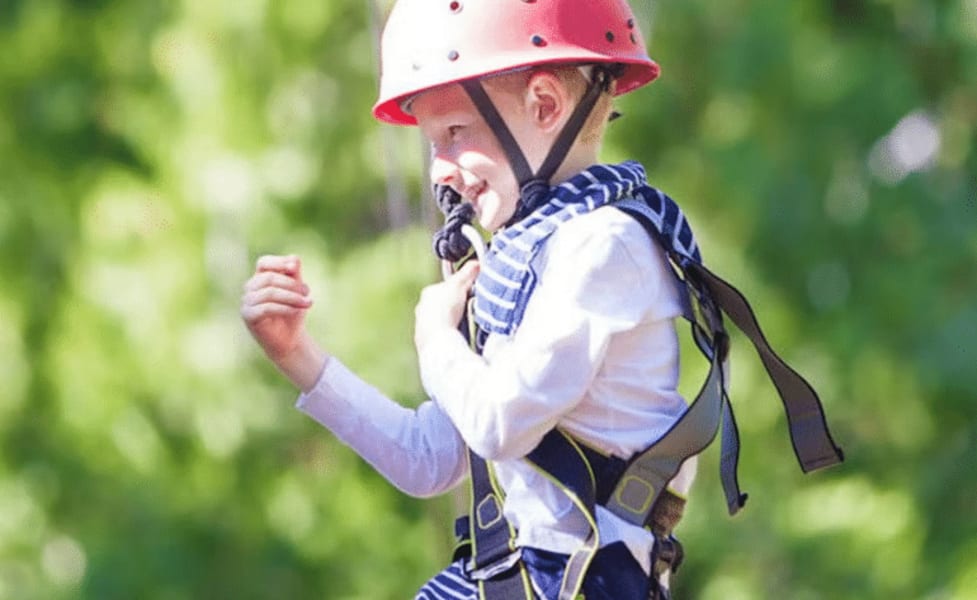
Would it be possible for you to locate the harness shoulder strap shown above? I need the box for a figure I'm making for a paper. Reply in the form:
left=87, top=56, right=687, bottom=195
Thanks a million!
left=603, top=329, right=732, bottom=522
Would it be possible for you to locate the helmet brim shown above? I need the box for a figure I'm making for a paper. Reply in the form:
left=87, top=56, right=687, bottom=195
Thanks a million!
left=373, top=57, right=660, bottom=126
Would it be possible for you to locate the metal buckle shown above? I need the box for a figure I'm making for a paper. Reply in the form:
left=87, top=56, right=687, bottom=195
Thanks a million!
left=653, top=535, right=685, bottom=577
left=465, top=547, right=523, bottom=581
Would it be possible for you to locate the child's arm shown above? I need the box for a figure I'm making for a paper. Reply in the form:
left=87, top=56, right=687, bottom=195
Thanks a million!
left=296, top=357, right=469, bottom=497
left=242, top=254, right=469, bottom=497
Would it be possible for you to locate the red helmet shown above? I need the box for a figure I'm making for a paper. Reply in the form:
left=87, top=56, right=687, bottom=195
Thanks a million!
left=373, top=0, right=660, bottom=125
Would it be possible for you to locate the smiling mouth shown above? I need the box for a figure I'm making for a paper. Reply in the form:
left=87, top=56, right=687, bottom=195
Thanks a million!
left=465, top=183, right=487, bottom=204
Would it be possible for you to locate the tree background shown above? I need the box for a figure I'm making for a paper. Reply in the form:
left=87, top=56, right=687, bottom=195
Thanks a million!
left=0, top=0, right=974, bottom=598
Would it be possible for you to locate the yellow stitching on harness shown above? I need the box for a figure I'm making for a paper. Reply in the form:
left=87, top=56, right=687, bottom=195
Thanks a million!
left=666, top=485, right=688, bottom=502
left=476, top=495, right=503, bottom=530
left=559, top=430, right=596, bottom=490
left=526, top=434, right=601, bottom=600
left=615, top=476, right=656, bottom=516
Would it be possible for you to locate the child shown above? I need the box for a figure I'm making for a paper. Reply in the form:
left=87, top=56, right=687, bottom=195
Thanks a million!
left=241, top=1, right=842, bottom=598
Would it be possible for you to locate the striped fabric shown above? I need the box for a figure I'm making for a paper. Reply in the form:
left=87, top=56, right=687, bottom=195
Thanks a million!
left=414, top=544, right=653, bottom=599
left=415, top=560, right=479, bottom=600
left=472, top=161, right=701, bottom=337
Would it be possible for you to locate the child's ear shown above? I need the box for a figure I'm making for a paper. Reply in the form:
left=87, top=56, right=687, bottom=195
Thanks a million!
left=525, top=71, right=570, bottom=132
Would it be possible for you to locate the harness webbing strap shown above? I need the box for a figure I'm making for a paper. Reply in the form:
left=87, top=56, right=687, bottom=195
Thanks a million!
left=719, top=392, right=748, bottom=514
left=466, top=452, right=533, bottom=600
left=603, top=331, right=729, bottom=525
left=525, top=431, right=601, bottom=600
left=617, top=197, right=746, bottom=515
left=689, top=267, right=750, bottom=515
left=684, top=261, right=846, bottom=472
left=461, top=303, right=535, bottom=600
left=576, top=444, right=687, bottom=538
left=466, top=453, right=515, bottom=573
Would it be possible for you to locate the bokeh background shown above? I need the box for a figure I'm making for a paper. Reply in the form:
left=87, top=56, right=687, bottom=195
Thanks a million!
left=1, top=0, right=975, bottom=598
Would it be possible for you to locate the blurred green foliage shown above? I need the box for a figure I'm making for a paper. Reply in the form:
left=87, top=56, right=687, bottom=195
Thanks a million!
left=1, top=0, right=975, bottom=598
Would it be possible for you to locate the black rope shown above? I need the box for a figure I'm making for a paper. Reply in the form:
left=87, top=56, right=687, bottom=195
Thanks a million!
left=431, top=184, right=476, bottom=262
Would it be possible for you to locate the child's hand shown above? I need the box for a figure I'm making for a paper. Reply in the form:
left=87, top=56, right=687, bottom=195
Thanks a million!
left=414, top=260, right=479, bottom=353
left=241, top=255, right=326, bottom=391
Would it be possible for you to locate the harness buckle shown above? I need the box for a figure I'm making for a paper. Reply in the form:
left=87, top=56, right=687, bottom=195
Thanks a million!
left=465, top=547, right=523, bottom=581
left=653, top=535, right=685, bottom=577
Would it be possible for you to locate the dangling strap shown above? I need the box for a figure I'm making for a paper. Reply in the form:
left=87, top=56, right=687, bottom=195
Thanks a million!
left=683, top=260, right=846, bottom=473
left=615, top=195, right=844, bottom=520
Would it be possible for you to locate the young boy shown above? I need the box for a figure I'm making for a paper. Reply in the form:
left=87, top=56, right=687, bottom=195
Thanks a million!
left=241, top=1, right=840, bottom=598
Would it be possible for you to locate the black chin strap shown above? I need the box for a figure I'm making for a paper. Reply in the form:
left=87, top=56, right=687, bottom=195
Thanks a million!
left=432, top=67, right=616, bottom=262
left=461, top=67, right=615, bottom=228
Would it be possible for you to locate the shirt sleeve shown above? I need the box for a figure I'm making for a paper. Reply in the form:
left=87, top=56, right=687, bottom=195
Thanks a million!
left=296, top=357, right=469, bottom=498
left=419, top=210, right=677, bottom=461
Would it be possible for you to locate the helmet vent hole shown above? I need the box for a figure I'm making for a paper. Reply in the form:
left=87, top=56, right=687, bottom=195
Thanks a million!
left=531, top=35, right=547, bottom=47
left=448, top=50, right=460, bottom=61
left=449, top=1, right=462, bottom=13
left=605, top=31, right=615, bottom=43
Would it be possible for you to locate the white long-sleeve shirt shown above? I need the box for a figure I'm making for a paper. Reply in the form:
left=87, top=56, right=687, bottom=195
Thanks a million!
left=296, top=205, right=697, bottom=573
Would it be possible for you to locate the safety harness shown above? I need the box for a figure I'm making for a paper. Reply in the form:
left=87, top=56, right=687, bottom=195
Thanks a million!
left=438, top=172, right=843, bottom=600
left=432, top=71, right=844, bottom=600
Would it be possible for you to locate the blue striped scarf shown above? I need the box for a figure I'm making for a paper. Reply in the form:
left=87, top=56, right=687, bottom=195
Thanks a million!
left=473, top=161, right=701, bottom=337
